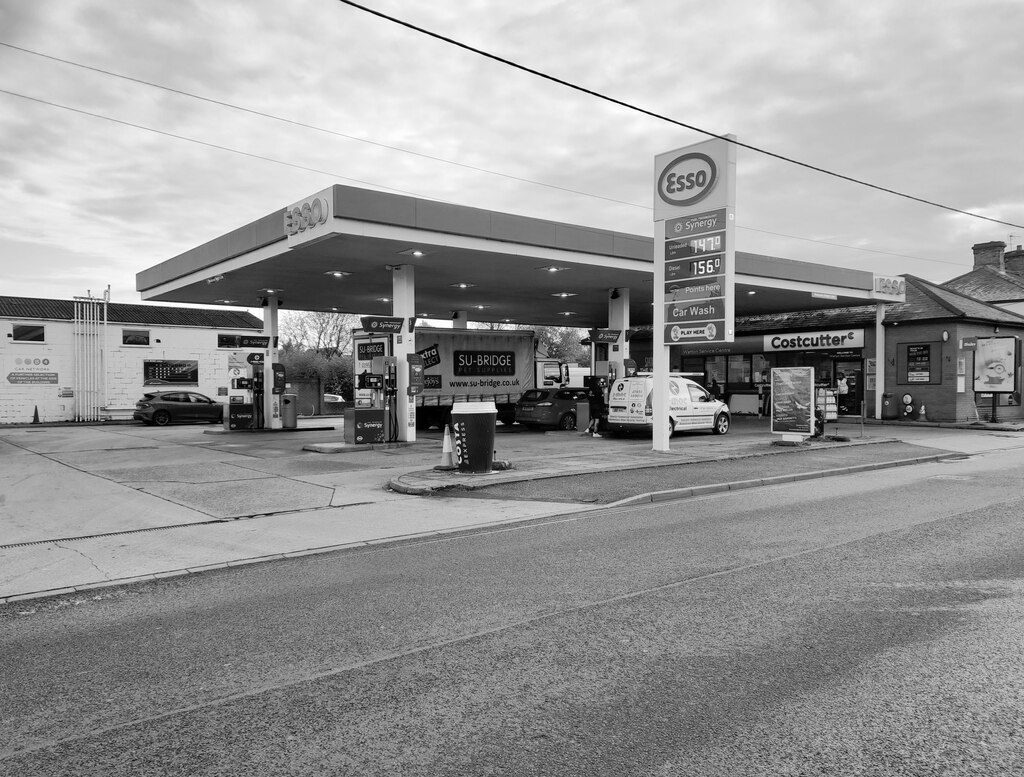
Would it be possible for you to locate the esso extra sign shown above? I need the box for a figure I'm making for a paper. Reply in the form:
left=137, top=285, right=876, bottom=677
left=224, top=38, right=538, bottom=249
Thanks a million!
left=657, top=152, right=718, bottom=208
left=284, top=196, right=329, bottom=236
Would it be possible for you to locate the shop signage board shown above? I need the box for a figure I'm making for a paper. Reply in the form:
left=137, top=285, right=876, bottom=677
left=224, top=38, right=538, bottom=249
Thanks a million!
left=588, top=329, right=622, bottom=344
left=654, top=137, right=736, bottom=346
left=218, top=334, right=271, bottom=349
left=7, top=372, right=59, bottom=384
left=360, top=316, right=404, bottom=334
left=763, top=329, right=866, bottom=352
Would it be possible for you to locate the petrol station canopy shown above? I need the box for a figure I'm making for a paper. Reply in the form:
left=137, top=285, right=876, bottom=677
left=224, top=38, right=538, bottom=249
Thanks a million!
left=137, top=184, right=887, bottom=324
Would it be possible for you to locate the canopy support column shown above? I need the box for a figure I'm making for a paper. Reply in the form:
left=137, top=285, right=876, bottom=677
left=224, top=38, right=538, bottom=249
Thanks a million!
left=607, top=287, right=630, bottom=380
left=392, top=264, right=417, bottom=442
left=262, top=293, right=282, bottom=430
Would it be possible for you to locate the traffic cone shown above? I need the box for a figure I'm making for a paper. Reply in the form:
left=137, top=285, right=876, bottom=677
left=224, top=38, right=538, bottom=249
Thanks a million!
left=440, top=424, right=455, bottom=468
left=32, top=405, right=40, bottom=424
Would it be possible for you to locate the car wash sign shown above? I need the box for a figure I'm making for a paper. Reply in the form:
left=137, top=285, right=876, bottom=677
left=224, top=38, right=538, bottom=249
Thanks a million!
left=655, top=136, right=736, bottom=345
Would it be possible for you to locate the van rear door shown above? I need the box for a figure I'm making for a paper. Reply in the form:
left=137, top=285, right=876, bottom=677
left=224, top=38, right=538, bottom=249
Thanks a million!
left=607, top=377, right=651, bottom=426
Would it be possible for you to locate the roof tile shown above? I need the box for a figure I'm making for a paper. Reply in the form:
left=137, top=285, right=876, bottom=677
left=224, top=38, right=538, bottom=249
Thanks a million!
left=0, top=297, right=263, bottom=329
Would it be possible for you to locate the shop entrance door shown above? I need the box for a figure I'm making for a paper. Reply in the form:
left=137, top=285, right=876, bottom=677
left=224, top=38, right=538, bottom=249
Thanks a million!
left=835, top=360, right=863, bottom=415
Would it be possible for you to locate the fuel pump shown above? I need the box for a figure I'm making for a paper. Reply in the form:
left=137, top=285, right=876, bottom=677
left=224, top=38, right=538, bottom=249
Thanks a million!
left=251, top=365, right=265, bottom=429
left=377, top=356, right=398, bottom=442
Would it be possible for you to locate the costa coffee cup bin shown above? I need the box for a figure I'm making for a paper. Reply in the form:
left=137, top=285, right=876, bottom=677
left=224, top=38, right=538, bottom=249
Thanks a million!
left=450, top=401, right=497, bottom=473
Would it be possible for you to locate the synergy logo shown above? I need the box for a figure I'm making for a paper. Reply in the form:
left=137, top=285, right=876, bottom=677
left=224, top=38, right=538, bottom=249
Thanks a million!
left=657, top=152, right=718, bottom=208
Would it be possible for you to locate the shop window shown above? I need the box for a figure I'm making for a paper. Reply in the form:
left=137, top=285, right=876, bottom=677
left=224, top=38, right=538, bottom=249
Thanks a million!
left=675, top=356, right=706, bottom=382
left=12, top=324, right=45, bottom=342
left=122, top=329, right=150, bottom=346
left=753, top=354, right=771, bottom=383
left=705, top=355, right=726, bottom=384
left=727, top=355, right=752, bottom=387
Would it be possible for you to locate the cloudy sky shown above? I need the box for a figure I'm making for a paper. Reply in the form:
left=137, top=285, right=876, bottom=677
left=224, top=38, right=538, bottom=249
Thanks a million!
left=1, top=0, right=1022, bottom=312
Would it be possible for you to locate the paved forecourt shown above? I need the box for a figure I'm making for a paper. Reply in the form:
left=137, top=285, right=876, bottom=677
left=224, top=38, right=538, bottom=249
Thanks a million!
left=2, top=416, right=1021, bottom=603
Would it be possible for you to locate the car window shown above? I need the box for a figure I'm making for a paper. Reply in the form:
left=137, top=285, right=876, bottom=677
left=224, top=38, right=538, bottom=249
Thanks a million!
left=687, top=385, right=710, bottom=402
left=520, top=390, right=548, bottom=402
left=162, top=393, right=187, bottom=402
left=555, top=390, right=578, bottom=400
left=188, top=393, right=210, bottom=403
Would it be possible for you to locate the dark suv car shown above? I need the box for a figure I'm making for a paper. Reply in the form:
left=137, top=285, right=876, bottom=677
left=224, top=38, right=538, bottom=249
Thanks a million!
left=134, top=391, right=224, bottom=426
left=514, top=388, right=591, bottom=430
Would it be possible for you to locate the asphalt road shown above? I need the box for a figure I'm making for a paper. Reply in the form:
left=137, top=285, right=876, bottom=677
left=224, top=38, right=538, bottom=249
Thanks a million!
left=2, top=448, right=1022, bottom=776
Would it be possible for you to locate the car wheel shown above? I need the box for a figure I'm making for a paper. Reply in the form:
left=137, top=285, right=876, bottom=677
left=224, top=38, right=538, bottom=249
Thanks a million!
left=713, top=413, right=730, bottom=435
left=667, top=417, right=676, bottom=437
left=559, top=412, right=577, bottom=430
left=152, top=410, right=171, bottom=426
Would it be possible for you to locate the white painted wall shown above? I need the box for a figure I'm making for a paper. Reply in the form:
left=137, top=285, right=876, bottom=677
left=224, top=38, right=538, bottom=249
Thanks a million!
left=1, top=318, right=260, bottom=424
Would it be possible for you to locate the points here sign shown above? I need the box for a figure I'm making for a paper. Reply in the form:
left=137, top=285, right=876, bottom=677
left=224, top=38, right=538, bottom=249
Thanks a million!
left=654, top=137, right=736, bottom=345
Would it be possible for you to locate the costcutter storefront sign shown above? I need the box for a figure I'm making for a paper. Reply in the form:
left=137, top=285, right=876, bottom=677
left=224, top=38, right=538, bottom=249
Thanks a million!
left=764, top=329, right=865, bottom=352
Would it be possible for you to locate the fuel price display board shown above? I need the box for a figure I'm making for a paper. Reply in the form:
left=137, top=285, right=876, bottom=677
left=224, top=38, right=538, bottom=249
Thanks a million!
left=654, top=136, right=735, bottom=347
left=662, top=213, right=731, bottom=344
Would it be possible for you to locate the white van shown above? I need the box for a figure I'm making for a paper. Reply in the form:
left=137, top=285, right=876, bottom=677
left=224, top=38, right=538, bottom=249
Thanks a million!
left=605, top=373, right=730, bottom=436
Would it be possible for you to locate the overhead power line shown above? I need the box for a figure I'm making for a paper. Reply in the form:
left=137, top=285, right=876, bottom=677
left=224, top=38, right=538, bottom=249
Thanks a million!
left=0, top=41, right=643, bottom=212
left=336, top=0, right=1024, bottom=232
left=0, top=43, right=993, bottom=267
left=0, top=88, right=439, bottom=201
left=0, top=86, right=966, bottom=269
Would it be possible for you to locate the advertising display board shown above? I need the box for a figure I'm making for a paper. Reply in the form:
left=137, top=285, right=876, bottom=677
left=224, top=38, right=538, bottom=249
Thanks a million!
left=143, top=360, right=199, bottom=386
left=354, top=333, right=390, bottom=406
left=973, top=337, right=1019, bottom=393
left=770, top=367, right=815, bottom=437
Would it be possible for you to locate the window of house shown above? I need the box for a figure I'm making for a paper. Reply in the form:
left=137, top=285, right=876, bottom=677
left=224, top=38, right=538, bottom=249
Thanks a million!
left=122, top=329, right=151, bottom=346
left=12, top=324, right=45, bottom=342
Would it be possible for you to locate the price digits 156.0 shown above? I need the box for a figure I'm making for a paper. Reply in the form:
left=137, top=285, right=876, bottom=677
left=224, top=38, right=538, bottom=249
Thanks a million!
left=689, top=255, right=722, bottom=277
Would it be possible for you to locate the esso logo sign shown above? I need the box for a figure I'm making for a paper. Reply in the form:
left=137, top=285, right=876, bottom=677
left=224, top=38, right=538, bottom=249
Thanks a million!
left=657, top=152, right=718, bottom=208
left=284, top=197, right=329, bottom=236
left=874, top=276, right=906, bottom=297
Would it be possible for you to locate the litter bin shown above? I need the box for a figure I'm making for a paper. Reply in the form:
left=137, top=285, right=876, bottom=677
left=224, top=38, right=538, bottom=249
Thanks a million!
left=450, top=400, right=497, bottom=473
left=281, top=393, right=297, bottom=429
left=881, top=392, right=898, bottom=420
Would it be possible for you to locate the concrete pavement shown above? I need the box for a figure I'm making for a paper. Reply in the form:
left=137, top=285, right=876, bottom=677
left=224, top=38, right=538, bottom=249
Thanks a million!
left=2, top=415, right=1022, bottom=604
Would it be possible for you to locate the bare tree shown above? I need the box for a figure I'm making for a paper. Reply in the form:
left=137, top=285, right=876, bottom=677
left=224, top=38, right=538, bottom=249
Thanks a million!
left=535, top=326, right=589, bottom=364
left=279, top=311, right=360, bottom=358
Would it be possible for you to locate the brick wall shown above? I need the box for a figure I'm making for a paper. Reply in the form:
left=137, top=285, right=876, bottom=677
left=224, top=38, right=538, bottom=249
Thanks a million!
left=885, top=320, right=1024, bottom=423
